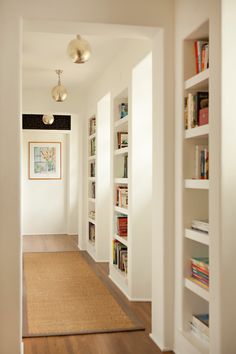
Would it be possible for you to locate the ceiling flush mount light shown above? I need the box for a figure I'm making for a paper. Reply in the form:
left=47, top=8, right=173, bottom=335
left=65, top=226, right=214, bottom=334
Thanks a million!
left=67, top=34, right=91, bottom=64
left=51, top=69, right=68, bottom=102
left=42, top=114, right=54, bottom=125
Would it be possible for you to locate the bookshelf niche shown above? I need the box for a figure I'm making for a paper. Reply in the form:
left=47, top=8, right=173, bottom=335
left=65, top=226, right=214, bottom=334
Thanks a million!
left=180, top=21, right=210, bottom=353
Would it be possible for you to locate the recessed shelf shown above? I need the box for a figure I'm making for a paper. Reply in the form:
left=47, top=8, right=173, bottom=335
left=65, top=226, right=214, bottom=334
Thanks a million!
left=114, top=178, right=128, bottom=184
left=185, top=124, right=209, bottom=139
left=88, top=177, right=96, bottom=182
left=185, top=228, right=209, bottom=246
left=114, top=234, right=128, bottom=247
left=88, top=133, right=96, bottom=140
left=181, top=330, right=209, bottom=354
left=114, top=115, right=129, bottom=128
left=185, top=68, right=209, bottom=91
left=88, top=198, right=96, bottom=203
left=114, top=147, right=128, bottom=155
left=185, top=179, right=209, bottom=190
left=88, top=218, right=96, bottom=225
left=88, top=155, right=96, bottom=161
left=184, top=277, right=209, bottom=302
left=114, top=206, right=128, bottom=215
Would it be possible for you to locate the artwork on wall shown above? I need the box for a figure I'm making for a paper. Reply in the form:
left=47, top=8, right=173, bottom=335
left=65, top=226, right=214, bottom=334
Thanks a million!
left=28, top=142, right=61, bottom=180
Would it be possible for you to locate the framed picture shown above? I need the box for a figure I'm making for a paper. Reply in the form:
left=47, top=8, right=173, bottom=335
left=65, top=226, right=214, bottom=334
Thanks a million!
left=117, top=132, right=128, bottom=149
left=28, top=142, right=61, bottom=180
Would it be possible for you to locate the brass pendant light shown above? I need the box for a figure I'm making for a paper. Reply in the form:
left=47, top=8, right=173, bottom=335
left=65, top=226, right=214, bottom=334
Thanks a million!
left=42, top=114, right=54, bottom=125
left=67, top=34, right=91, bottom=64
left=51, top=69, right=67, bottom=102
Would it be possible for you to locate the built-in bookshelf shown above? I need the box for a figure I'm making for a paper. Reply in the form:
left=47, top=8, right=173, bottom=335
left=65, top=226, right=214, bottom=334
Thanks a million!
left=110, top=89, right=129, bottom=294
left=87, top=115, right=96, bottom=255
left=177, top=21, right=210, bottom=353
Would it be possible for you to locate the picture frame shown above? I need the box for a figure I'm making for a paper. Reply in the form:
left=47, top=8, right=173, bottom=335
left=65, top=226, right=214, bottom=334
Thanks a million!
left=28, top=141, right=62, bottom=180
left=117, top=132, right=128, bottom=149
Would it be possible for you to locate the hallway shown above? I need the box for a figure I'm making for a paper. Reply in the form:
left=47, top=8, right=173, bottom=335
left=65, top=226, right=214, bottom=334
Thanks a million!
left=22, top=235, right=173, bottom=354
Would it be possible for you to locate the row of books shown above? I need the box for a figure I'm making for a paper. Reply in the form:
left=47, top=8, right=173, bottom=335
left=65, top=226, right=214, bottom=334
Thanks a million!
left=116, top=185, right=128, bottom=209
left=113, top=240, right=128, bottom=273
left=194, top=145, right=209, bottom=180
left=191, top=219, right=209, bottom=233
left=194, top=40, right=209, bottom=74
left=191, top=257, right=209, bottom=288
left=190, top=313, right=209, bottom=344
left=117, top=131, right=128, bottom=149
left=88, top=222, right=95, bottom=243
left=90, top=137, right=96, bottom=156
left=90, top=181, right=95, bottom=199
left=184, top=91, right=209, bottom=129
left=89, top=116, right=96, bottom=135
left=115, top=213, right=127, bottom=237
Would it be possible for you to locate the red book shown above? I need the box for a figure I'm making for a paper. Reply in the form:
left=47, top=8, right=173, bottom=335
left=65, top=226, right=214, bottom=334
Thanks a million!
left=194, top=41, right=199, bottom=74
left=199, top=107, right=209, bottom=126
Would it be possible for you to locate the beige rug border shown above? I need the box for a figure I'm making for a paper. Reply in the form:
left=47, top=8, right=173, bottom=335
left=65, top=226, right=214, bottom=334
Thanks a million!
left=23, top=251, right=145, bottom=338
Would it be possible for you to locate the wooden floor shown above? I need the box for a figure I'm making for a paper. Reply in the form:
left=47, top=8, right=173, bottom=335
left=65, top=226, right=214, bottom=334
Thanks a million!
left=23, top=235, right=173, bottom=354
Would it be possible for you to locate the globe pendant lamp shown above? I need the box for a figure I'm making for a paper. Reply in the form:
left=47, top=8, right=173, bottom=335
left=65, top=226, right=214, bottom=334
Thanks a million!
left=42, top=114, right=54, bottom=125
left=51, top=70, right=67, bottom=102
left=67, top=34, right=91, bottom=64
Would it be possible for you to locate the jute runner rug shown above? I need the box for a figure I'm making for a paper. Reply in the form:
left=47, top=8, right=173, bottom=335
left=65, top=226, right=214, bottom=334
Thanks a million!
left=23, top=251, right=143, bottom=337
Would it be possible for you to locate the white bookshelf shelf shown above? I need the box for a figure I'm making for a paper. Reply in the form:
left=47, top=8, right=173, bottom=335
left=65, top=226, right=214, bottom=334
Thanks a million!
left=88, top=218, right=96, bottom=225
left=88, top=155, right=96, bottom=161
left=114, top=206, right=128, bottom=215
left=114, top=234, right=128, bottom=247
left=181, top=330, right=209, bottom=354
left=114, top=147, right=128, bottom=156
left=184, top=277, right=209, bottom=302
left=114, top=115, right=129, bottom=129
left=88, top=133, right=96, bottom=140
left=185, top=228, right=209, bottom=246
left=88, top=198, right=96, bottom=203
left=114, top=178, right=128, bottom=184
left=185, top=68, right=209, bottom=91
left=88, top=177, right=95, bottom=182
left=185, top=124, right=209, bottom=139
left=184, top=179, right=209, bottom=190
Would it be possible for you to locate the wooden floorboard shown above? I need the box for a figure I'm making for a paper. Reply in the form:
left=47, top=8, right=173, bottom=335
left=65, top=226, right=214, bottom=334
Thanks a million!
left=23, top=235, right=173, bottom=354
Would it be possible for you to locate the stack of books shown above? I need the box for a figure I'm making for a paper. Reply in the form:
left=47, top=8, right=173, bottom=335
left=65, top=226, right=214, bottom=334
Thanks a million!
left=191, top=219, right=209, bottom=233
left=190, top=313, right=209, bottom=344
left=184, top=91, right=209, bottom=129
left=191, top=257, right=209, bottom=288
left=116, top=185, right=128, bottom=208
left=194, top=145, right=209, bottom=180
left=116, top=214, right=127, bottom=237
left=194, top=40, right=209, bottom=74
left=90, top=138, right=96, bottom=156
left=89, top=116, right=96, bottom=135
left=113, top=240, right=128, bottom=273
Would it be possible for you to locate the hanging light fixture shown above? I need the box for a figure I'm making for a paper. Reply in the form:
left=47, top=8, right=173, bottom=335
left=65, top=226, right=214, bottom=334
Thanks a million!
left=51, top=69, right=68, bottom=102
left=42, top=114, right=54, bottom=125
left=67, top=34, right=91, bottom=64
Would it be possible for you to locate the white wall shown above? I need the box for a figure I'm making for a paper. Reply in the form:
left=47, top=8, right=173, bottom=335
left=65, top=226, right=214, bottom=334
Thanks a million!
left=22, top=131, right=68, bottom=235
left=0, top=1, right=174, bottom=353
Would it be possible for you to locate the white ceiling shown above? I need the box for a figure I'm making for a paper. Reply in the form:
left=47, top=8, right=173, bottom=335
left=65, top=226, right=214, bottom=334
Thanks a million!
left=22, top=32, right=136, bottom=91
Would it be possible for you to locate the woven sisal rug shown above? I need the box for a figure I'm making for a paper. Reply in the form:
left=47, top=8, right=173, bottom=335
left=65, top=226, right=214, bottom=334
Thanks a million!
left=23, top=251, right=143, bottom=337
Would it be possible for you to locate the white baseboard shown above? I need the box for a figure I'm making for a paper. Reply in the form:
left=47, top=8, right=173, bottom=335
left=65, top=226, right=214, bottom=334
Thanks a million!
left=149, top=333, right=172, bottom=352
left=21, top=342, right=24, bottom=354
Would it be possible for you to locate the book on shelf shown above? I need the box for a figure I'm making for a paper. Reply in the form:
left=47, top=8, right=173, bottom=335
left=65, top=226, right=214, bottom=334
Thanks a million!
left=90, top=162, right=95, bottom=177
left=123, top=155, right=128, bottom=178
left=89, top=222, right=95, bottom=242
left=190, top=313, right=209, bottom=343
left=119, top=100, right=128, bottom=119
left=194, top=144, right=209, bottom=180
left=113, top=240, right=128, bottom=273
left=117, top=131, right=128, bottom=149
left=191, top=219, right=209, bottom=233
left=194, top=40, right=209, bottom=74
left=89, top=116, right=96, bottom=135
left=191, top=257, right=209, bottom=288
left=91, top=181, right=96, bottom=199
left=90, top=138, right=96, bottom=156
left=185, top=92, right=209, bottom=130
left=115, top=214, right=128, bottom=237
left=116, top=185, right=128, bottom=208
